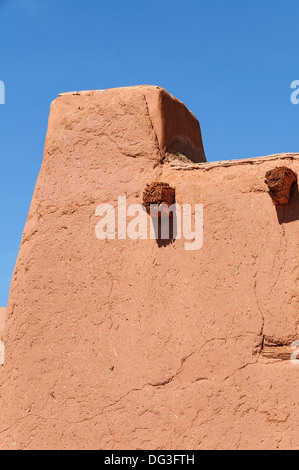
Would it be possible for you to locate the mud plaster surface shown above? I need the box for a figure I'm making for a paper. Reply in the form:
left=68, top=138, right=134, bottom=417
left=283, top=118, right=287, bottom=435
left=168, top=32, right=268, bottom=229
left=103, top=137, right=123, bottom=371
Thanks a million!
left=0, top=87, right=298, bottom=450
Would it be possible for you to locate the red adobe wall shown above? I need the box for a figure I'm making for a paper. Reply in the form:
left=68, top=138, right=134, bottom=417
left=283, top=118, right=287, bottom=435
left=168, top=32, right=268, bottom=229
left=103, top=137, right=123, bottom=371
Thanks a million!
left=0, top=86, right=298, bottom=450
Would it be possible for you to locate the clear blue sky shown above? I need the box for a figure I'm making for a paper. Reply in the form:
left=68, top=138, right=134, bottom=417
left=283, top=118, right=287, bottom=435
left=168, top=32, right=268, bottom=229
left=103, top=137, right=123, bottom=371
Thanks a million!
left=0, top=0, right=298, bottom=305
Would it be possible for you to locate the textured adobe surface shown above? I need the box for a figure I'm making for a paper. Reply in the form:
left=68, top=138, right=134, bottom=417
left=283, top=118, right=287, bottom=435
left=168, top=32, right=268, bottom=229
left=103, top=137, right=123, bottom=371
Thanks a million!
left=0, top=86, right=298, bottom=450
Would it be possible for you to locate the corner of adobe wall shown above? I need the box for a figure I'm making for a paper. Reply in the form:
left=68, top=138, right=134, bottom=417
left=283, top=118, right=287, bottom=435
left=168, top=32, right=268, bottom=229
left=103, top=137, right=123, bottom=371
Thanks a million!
left=0, top=308, right=6, bottom=342
left=53, top=85, right=206, bottom=165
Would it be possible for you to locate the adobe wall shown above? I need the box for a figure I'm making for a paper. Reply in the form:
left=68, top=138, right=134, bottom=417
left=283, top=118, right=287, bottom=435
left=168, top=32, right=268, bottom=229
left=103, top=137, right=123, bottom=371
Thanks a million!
left=0, top=86, right=298, bottom=450
left=0, top=308, right=6, bottom=342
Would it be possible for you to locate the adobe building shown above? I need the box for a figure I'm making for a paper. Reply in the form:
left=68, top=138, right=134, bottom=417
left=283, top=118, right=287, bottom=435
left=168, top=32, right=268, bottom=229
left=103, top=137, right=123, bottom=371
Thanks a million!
left=0, top=86, right=298, bottom=450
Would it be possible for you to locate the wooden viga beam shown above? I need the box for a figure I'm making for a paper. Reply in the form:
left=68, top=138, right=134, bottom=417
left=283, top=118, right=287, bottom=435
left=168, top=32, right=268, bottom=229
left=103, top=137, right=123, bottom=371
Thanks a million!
left=262, top=344, right=298, bottom=361
left=142, top=182, right=175, bottom=215
left=265, top=166, right=297, bottom=205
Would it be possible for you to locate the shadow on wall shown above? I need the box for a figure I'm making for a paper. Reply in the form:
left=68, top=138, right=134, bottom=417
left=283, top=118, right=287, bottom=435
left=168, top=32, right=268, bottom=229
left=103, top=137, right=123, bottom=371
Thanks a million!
left=276, top=183, right=299, bottom=224
left=151, top=212, right=178, bottom=248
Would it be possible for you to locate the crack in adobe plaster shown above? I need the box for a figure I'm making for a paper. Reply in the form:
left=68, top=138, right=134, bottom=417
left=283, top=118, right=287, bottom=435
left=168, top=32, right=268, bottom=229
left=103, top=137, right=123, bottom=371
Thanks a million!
left=223, top=360, right=258, bottom=382
left=269, top=207, right=287, bottom=297
left=252, top=255, right=266, bottom=353
left=0, top=333, right=275, bottom=435
left=97, top=332, right=262, bottom=415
